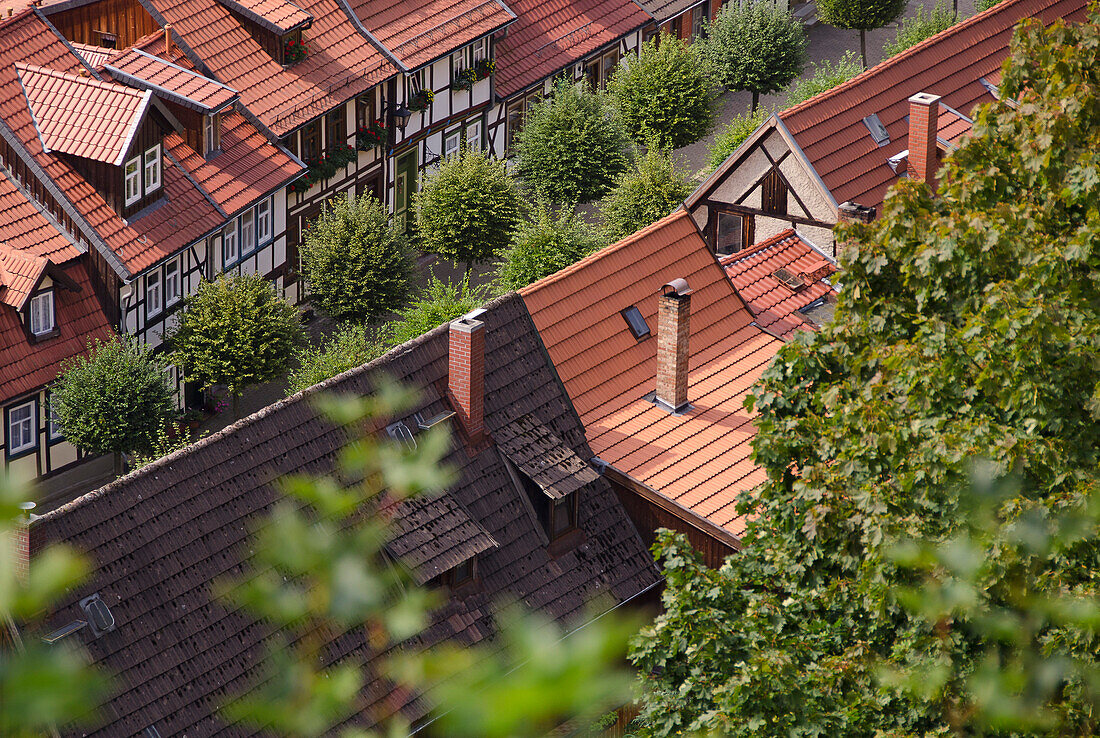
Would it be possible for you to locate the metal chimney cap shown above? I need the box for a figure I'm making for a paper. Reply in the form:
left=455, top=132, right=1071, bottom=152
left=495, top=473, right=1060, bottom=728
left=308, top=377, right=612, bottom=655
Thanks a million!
left=661, top=278, right=692, bottom=297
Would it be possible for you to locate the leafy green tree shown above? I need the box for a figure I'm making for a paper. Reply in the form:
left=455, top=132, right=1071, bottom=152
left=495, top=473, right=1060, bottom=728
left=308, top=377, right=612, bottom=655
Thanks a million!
left=608, top=33, right=716, bottom=149
left=600, top=148, right=693, bottom=242
left=783, top=50, right=863, bottom=107
left=390, top=275, right=492, bottom=346
left=53, top=335, right=173, bottom=476
left=706, top=106, right=771, bottom=171
left=976, top=0, right=1005, bottom=11
left=495, top=203, right=605, bottom=291
left=882, top=1, right=957, bottom=57
left=286, top=323, right=391, bottom=396
left=703, top=2, right=808, bottom=110
left=167, top=273, right=305, bottom=419
left=514, top=79, right=633, bottom=203
left=816, top=0, right=908, bottom=67
left=300, top=193, right=413, bottom=322
left=415, top=148, right=521, bottom=277
left=632, top=10, right=1100, bottom=737
left=0, top=475, right=108, bottom=737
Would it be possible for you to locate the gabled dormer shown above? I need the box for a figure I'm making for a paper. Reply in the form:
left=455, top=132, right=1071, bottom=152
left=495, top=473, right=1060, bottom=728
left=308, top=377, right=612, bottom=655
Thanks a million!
left=16, top=63, right=177, bottom=219
left=213, top=0, right=313, bottom=66
left=0, top=247, right=81, bottom=344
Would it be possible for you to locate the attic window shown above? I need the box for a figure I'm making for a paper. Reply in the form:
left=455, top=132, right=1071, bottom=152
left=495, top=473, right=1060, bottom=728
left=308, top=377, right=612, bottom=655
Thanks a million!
left=621, top=306, right=650, bottom=340
left=144, top=728, right=162, bottom=738
left=432, top=556, right=478, bottom=589
left=772, top=267, right=805, bottom=291
left=862, top=113, right=890, bottom=146
left=385, top=421, right=417, bottom=450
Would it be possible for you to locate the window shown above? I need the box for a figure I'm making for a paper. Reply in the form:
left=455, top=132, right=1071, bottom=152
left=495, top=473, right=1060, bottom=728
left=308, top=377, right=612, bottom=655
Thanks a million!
left=204, top=113, right=221, bottom=155
left=716, top=212, right=746, bottom=255
left=761, top=168, right=788, bottom=215
left=551, top=496, right=577, bottom=538
left=356, top=89, right=376, bottom=129
left=165, top=259, right=180, bottom=306
left=406, top=68, right=428, bottom=101
left=669, top=14, right=683, bottom=38
left=600, top=50, right=618, bottom=88
left=515, top=464, right=578, bottom=542
left=451, top=48, right=467, bottom=73
left=222, top=222, right=238, bottom=266
left=472, top=37, right=487, bottom=63
left=256, top=199, right=272, bottom=245
left=862, top=113, right=890, bottom=146
left=620, top=305, right=650, bottom=339
left=47, top=394, right=63, bottom=441
left=124, top=156, right=141, bottom=205
left=162, top=364, right=176, bottom=396
left=240, top=210, right=255, bottom=255
left=29, top=291, right=54, bottom=336
left=443, top=129, right=461, bottom=157
left=466, top=120, right=482, bottom=149
left=7, top=401, right=36, bottom=456
left=146, top=270, right=163, bottom=316
left=691, top=4, right=707, bottom=38
left=301, top=119, right=321, bottom=162
left=327, top=104, right=347, bottom=149
left=450, top=558, right=475, bottom=585
left=144, top=144, right=162, bottom=192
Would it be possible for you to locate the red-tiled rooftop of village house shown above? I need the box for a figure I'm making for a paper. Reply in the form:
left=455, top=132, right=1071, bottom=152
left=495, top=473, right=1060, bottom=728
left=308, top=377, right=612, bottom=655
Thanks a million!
left=776, top=0, right=1087, bottom=212
left=69, top=42, right=116, bottom=68
left=721, top=229, right=838, bottom=340
left=16, top=62, right=152, bottom=165
left=216, top=0, right=312, bottom=34
left=494, top=0, right=648, bottom=97
left=0, top=246, right=49, bottom=310
left=106, top=48, right=238, bottom=112
left=0, top=166, right=81, bottom=264
left=520, top=209, right=785, bottom=537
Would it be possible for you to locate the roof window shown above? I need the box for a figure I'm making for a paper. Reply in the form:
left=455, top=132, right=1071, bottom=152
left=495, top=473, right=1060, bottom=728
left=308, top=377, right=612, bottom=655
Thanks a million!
left=772, top=267, right=806, bottom=291
left=80, top=593, right=116, bottom=637
left=385, top=421, right=416, bottom=450
left=620, top=305, right=650, bottom=340
left=862, top=113, right=890, bottom=146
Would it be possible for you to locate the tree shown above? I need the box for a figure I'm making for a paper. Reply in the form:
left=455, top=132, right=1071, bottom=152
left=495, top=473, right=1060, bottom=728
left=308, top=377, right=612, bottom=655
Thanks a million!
left=600, top=148, right=693, bottom=242
left=816, top=0, right=908, bottom=68
left=167, top=273, right=305, bottom=419
left=607, top=33, right=716, bottom=150
left=782, top=50, right=863, bottom=107
left=976, top=0, right=1005, bottom=11
left=495, top=203, right=605, bottom=291
left=882, top=0, right=957, bottom=58
left=300, top=193, right=413, bottom=322
left=53, top=335, right=173, bottom=476
left=390, top=275, right=492, bottom=346
left=703, top=2, right=808, bottom=110
left=514, top=78, right=633, bottom=203
left=414, top=148, right=521, bottom=277
left=286, top=323, right=391, bottom=396
left=632, top=10, right=1100, bottom=736
left=706, top=105, right=771, bottom=171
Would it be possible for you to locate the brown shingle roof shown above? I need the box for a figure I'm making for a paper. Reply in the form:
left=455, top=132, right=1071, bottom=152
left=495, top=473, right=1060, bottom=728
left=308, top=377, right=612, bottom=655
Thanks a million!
left=777, top=0, right=1088, bottom=212
left=722, top=228, right=838, bottom=339
left=105, top=48, right=238, bottom=112
left=520, top=209, right=784, bottom=537
left=33, top=292, right=658, bottom=736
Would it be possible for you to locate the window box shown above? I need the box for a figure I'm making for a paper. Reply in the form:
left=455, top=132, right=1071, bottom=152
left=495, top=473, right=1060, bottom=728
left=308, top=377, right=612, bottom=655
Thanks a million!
left=284, top=36, right=308, bottom=64
left=452, top=59, right=495, bottom=91
left=407, top=88, right=434, bottom=113
left=355, top=119, right=387, bottom=151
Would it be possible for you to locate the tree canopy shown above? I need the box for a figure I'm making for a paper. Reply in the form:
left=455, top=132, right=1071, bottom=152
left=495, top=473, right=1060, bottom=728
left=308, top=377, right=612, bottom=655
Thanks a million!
left=300, top=193, right=413, bottom=322
left=495, top=203, right=605, bottom=291
left=632, top=10, right=1100, bottom=736
left=816, top=0, right=908, bottom=67
left=286, top=323, right=390, bottom=396
left=390, top=275, right=492, bottom=346
left=608, top=33, right=716, bottom=150
left=414, top=148, right=521, bottom=275
left=600, top=147, right=693, bottom=242
left=782, top=50, right=862, bottom=107
left=514, top=79, right=633, bottom=203
left=882, top=0, right=957, bottom=57
left=703, top=2, right=808, bottom=110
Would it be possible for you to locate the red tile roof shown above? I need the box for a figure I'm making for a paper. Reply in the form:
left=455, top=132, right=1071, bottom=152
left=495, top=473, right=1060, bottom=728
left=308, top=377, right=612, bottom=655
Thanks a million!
left=0, top=258, right=113, bottom=403
left=721, top=229, right=837, bottom=339
left=520, top=209, right=785, bottom=537
left=777, top=0, right=1087, bottom=212
left=105, top=48, right=238, bottom=112
left=0, top=246, right=48, bottom=310
left=0, top=167, right=81, bottom=263
left=494, top=0, right=648, bottom=96
left=140, top=0, right=396, bottom=135
left=216, top=0, right=312, bottom=33
left=17, top=62, right=152, bottom=165
left=69, top=42, right=117, bottom=68
left=346, top=0, right=514, bottom=70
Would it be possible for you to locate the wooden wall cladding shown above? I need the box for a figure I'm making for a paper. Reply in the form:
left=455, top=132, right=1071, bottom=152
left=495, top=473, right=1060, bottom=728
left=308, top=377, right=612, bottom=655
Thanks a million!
left=47, top=0, right=159, bottom=49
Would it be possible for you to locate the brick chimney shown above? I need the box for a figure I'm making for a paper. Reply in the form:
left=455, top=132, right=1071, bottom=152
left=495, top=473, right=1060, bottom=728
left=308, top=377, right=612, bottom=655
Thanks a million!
left=656, top=279, right=691, bottom=412
left=908, top=92, right=941, bottom=188
left=448, top=316, right=484, bottom=442
left=837, top=201, right=876, bottom=224
left=9, top=502, right=34, bottom=584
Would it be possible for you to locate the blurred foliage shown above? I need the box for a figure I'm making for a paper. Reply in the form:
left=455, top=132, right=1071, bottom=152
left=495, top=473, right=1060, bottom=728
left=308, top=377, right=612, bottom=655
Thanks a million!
left=390, top=273, right=492, bottom=346
left=0, top=475, right=108, bottom=736
left=632, top=9, right=1100, bottom=737
left=600, top=147, right=694, bottom=242
left=783, top=50, right=863, bottom=107
left=221, top=380, right=639, bottom=736
left=287, top=323, right=392, bottom=396
left=882, top=1, right=957, bottom=58
left=495, top=202, right=606, bottom=291
left=706, top=105, right=772, bottom=172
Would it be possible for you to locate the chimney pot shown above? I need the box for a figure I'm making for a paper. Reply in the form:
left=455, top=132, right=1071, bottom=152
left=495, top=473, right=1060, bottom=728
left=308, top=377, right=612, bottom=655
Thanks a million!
left=656, top=280, right=691, bottom=412
left=908, top=92, right=941, bottom=188
left=448, top=316, right=485, bottom=443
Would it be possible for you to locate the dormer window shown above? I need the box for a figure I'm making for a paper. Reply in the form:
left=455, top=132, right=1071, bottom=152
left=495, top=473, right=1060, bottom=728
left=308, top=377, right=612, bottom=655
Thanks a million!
left=124, top=157, right=141, bottom=205
left=432, top=556, right=478, bottom=589
left=516, top=467, right=578, bottom=542
left=144, top=145, right=162, bottom=192
left=204, top=113, right=222, bottom=156
left=29, top=290, right=55, bottom=336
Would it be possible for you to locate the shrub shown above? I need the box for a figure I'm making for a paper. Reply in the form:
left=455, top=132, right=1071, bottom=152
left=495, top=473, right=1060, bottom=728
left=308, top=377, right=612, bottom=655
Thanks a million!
left=706, top=106, right=772, bottom=171
left=300, top=193, right=413, bottom=322
left=390, top=275, right=492, bottom=345
left=514, top=78, right=632, bottom=203
left=286, top=323, right=391, bottom=395
left=600, top=148, right=693, bottom=242
left=783, top=50, right=863, bottom=107
left=882, top=1, right=957, bottom=57
left=496, top=204, right=605, bottom=291
left=608, top=33, right=716, bottom=149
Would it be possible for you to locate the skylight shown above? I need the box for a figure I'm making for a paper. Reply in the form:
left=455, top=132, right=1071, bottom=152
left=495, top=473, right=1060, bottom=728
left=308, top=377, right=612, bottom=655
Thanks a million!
left=862, top=113, right=890, bottom=146
left=620, top=306, right=650, bottom=340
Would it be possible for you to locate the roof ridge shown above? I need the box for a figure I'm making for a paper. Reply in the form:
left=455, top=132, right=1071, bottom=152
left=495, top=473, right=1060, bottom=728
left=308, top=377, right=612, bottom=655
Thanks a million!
left=16, top=60, right=145, bottom=98
left=779, top=0, right=1036, bottom=121
left=519, top=209, right=691, bottom=296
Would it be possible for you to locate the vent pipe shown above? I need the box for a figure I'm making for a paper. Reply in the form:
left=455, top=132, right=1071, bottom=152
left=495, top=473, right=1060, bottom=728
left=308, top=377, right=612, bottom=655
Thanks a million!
left=448, top=315, right=485, bottom=443
left=656, top=279, right=691, bottom=413
left=164, top=24, right=173, bottom=58
left=908, top=92, right=941, bottom=188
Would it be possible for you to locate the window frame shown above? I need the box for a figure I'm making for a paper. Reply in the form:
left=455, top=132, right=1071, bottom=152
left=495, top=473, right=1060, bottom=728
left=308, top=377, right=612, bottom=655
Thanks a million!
left=620, top=305, right=651, bottom=340
left=28, top=290, right=55, bottom=336
left=443, top=128, right=462, bottom=157
left=301, top=119, right=322, bottom=163
left=124, top=156, right=141, bottom=205
left=143, top=144, right=162, bottom=193
left=356, top=89, right=376, bottom=129
left=145, top=269, right=163, bottom=319
left=256, top=198, right=273, bottom=246
left=204, top=113, right=221, bottom=155
left=472, top=37, right=487, bottom=63
left=164, top=258, right=181, bottom=307
left=222, top=221, right=239, bottom=268
left=46, top=392, right=63, bottom=443
left=6, top=399, right=37, bottom=458
left=240, top=209, right=256, bottom=256
left=551, top=494, right=578, bottom=539
left=465, top=119, right=482, bottom=149
left=327, top=104, right=347, bottom=149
